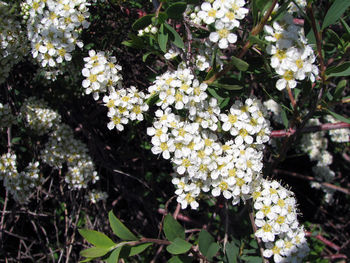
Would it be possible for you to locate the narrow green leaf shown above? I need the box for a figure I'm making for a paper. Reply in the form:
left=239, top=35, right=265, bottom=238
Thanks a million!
left=105, top=247, right=122, bottom=263
left=108, top=211, right=137, bottom=241
left=168, top=255, right=193, bottom=263
left=163, top=214, right=185, bottom=241
left=128, top=243, right=152, bottom=256
left=158, top=24, right=168, bottom=53
left=230, top=56, right=249, bottom=71
left=80, top=247, right=111, bottom=258
left=248, top=35, right=268, bottom=47
left=166, top=2, right=187, bottom=19
left=132, top=14, right=154, bottom=31
left=334, top=79, right=347, bottom=100
left=164, top=23, right=185, bottom=49
left=11, top=137, right=21, bottom=144
left=211, top=82, right=243, bottom=91
left=78, top=229, right=115, bottom=248
left=225, top=242, right=238, bottom=263
left=240, top=256, right=263, bottom=263
left=326, top=62, right=350, bottom=77
left=281, top=108, right=288, bottom=129
left=79, top=258, right=93, bottom=263
left=340, top=17, right=350, bottom=35
left=143, top=51, right=155, bottom=62
left=327, top=110, right=350, bottom=124
left=166, top=238, right=192, bottom=255
left=207, top=87, right=225, bottom=102
left=322, top=0, right=350, bottom=29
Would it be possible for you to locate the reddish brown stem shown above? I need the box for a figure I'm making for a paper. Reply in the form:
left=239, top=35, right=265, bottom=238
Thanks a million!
left=271, top=122, right=350, bottom=138
left=274, top=169, right=350, bottom=195
left=306, top=4, right=325, bottom=83
left=305, top=232, right=340, bottom=251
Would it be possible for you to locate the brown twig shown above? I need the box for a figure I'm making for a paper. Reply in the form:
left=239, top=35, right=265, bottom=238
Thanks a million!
left=305, top=231, right=340, bottom=251
left=247, top=200, right=268, bottom=263
left=306, top=4, right=325, bottom=83
left=274, top=169, right=350, bottom=195
left=270, top=122, right=350, bottom=138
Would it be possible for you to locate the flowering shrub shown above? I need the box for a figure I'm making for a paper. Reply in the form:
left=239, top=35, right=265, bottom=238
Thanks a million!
left=1, top=0, right=350, bottom=262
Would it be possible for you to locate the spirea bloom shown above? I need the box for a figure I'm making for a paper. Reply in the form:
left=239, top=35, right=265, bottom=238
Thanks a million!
left=253, top=179, right=309, bottom=262
left=25, top=0, right=90, bottom=68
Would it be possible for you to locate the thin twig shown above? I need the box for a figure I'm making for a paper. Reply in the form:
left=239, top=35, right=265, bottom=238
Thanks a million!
left=247, top=200, right=268, bottom=263
left=274, top=169, right=350, bottom=195
left=271, top=122, right=350, bottom=138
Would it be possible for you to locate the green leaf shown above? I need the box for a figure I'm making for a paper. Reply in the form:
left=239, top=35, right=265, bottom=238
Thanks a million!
left=322, top=0, right=350, bottom=30
left=158, top=24, right=169, bottom=53
left=78, top=229, right=116, bottom=248
left=11, top=137, right=21, bottom=144
left=132, top=14, right=154, bottom=31
left=198, top=230, right=214, bottom=256
left=164, top=23, right=185, bottom=49
left=198, top=230, right=220, bottom=260
left=105, top=247, right=122, bottom=263
left=121, top=34, right=144, bottom=49
left=340, top=17, right=350, bottom=35
left=80, top=247, right=111, bottom=258
left=240, top=256, right=263, bottom=263
left=326, top=62, right=350, bottom=77
left=211, top=78, right=244, bottom=91
left=163, top=214, right=185, bottom=241
left=248, top=35, right=268, bottom=47
left=143, top=51, right=156, bottom=62
left=207, top=87, right=225, bottom=103
left=166, top=2, right=187, bottom=19
left=128, top=243, right=152, bottom=256
left=168, top=255, right=193, bottom=263
left=166, top=238, right=192, bottom=255
left=79, top=258, right=94, bottom=263
left=225, top=242, right=238, bottom=263
left=108, top=211, right=137, bottom=241
left=158, top=12, right=168, bottom=24
left=281, top=108, right=289, bottom=129
left=327, top=109, right=350, bottom=124
left=230, top=56, right=249, bottom=71
left=334, top=79, right=347, bottom=100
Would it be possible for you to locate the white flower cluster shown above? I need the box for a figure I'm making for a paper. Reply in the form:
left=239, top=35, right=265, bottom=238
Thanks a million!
left=263, top=99, right=283, bottom=124
left=325, top=114, right=350, bottom=143
left=0, top=103, right=16, bottom=128
left=41, top=124, right=99, bottom=189
left=287, top=0, right=307, bottom=14
left=253, top=179, right=309, bottom=263
left=0, top=2, right=28, bottom=84
left=24, top=0, right=90, bottom=67
left=191, top=0, right=248, bottom=49
left=264, top=13, right=318, bottom=90
left=81, top=50, right=149, bottom=132
left=0, top=153, right=43, bottom=203
left=164, top=48, right=180, bottom=60
left=138, top=24, right=158, bottom=36
left=146, top=64, right=271, bottom=209
left=301, top=118, right=335, bottom=203
left=82, top=50, right=123, bottom=100
left=103, top=86, right=149, bottom=131
left=20, top=97, right=61, bottom=135
left=86, top=189, right=108, bottom=204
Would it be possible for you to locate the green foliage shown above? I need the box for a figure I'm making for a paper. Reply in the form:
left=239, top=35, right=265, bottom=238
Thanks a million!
left=108, top=210, right=138, bottom=241
left=163, top=214, right=186, bottom=241
left=321, top=0, right=350, bottom=30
